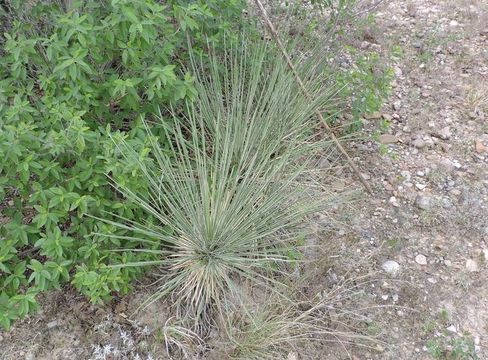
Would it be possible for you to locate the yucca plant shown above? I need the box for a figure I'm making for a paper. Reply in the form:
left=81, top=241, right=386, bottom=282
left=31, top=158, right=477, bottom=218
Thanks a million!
left=97, top=38, right=339, bottom=322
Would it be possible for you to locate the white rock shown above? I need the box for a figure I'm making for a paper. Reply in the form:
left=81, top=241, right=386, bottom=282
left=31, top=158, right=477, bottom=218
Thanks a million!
left=389, top=196, right=400, bottom=207
left=287, top=352, right=298, bottom=360
left=415, top=254, right=428, bottom=265
left=446, top=325, right=457, bottom=333
left=382, top=260, right=401, bottom=276
left=412, top=138, right=426, bottom=149
left=415, top=183, right=426, bottom=190
left=437, top=126, right=452, bottom=140
left=400, top=170, right=411, bottom=181
left=466, top=259, right=479, bottom=272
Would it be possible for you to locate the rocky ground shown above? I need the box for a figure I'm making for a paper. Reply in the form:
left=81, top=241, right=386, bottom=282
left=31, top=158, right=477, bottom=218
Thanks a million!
left=343, top=0, right=488, bottom=358
left=1, top=0, right=487, bottom=359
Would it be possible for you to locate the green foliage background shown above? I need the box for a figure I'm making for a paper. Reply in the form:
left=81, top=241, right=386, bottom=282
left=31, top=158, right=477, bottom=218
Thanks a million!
left=0, top=0, right=245, bottom=329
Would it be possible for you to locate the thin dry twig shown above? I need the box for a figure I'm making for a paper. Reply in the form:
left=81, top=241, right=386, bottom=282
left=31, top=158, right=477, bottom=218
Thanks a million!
left=353, top=0, right=385, bottom=17
left=253, top=0, right=373, bottom=194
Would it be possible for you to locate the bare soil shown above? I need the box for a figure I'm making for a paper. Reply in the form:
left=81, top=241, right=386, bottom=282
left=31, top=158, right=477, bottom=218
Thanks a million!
left=342, top=0, right=488, bottom=358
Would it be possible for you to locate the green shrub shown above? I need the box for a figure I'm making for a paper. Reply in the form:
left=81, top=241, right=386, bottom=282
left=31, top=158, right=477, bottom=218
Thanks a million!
left=0, top=0, right=245, bottom=329
left=339, top=50, right=393, bottom=132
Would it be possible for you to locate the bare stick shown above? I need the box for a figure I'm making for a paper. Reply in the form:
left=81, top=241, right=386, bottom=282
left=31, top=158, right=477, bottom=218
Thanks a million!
left=253, top=0, right=373, bottom=194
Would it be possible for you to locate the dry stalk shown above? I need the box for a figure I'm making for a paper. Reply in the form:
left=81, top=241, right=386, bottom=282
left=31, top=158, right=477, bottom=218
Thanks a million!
left=253, top=0, right=373, bottom=194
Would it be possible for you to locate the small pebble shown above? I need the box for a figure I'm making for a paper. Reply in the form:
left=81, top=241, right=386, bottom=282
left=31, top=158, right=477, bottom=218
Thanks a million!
left=446, top=325, right=457, bottom=333
left=400, top=170, right=411, bottom=180
left=415, top=195, right=432, bottom=210
left=382, top=260, right=401, bottom=276
left=437, top=126, right=452, bottom=140
left=415, top=254, right=428, bottom=265
left=450, top=189, right=461, bottom=196
left=412, top=138, right=426, bottom=149
left=379, top=134, right=399, bottom=144
left=466, top=259, right=479, bottom=272
left=47, top=320, right=59, bottom=329
left=442, top=198, right=453, bottom=209
left=475, top=139, right=487, bottom=153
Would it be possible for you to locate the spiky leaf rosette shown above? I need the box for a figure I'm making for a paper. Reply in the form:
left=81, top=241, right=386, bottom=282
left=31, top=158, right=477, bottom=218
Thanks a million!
left=100, top=39, right=339, bottom=319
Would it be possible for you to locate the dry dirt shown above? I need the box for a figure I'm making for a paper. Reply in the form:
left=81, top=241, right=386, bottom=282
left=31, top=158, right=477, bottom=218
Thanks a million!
left=340, top=0, right=488, bottom=358
left=1, top=0, right=487, bottom=359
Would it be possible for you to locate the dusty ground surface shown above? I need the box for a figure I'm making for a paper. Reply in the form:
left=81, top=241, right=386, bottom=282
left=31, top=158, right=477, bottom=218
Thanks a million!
left=343, top=0, right=488, bottom=358
left=1, top=0, right=487, bottom=359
